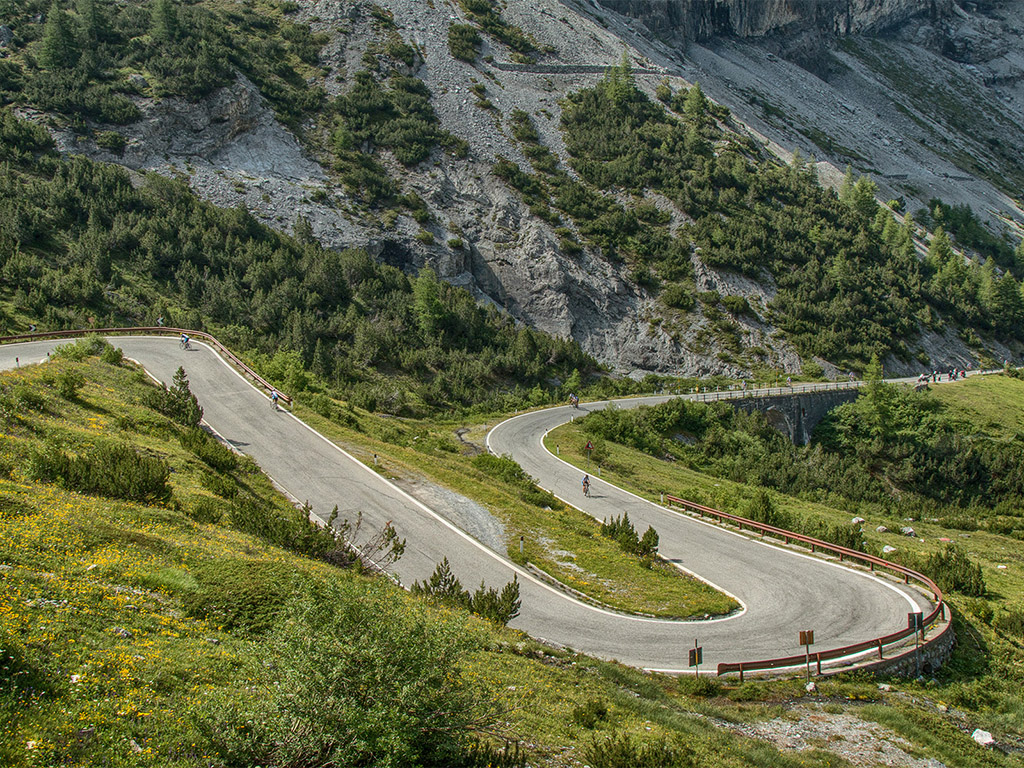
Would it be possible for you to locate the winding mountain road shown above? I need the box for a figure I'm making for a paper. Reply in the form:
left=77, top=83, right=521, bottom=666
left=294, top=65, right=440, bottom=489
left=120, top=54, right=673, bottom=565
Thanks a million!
left=0, top=336, right=933, bottom=672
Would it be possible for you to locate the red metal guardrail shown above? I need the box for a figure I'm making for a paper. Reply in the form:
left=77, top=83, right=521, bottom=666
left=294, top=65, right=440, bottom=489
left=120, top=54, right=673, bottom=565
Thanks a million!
left=663, top=495, right=947, bottom=680
left=0, top=327, right=292, bottom=404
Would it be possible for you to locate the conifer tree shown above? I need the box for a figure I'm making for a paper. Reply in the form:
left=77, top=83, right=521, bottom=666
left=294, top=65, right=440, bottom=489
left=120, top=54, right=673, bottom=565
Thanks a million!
left=75, top=0, right=104, bottom=45
left=150, top=0, right=179, bottom=44
left=39, top=0, right=80, bottom=70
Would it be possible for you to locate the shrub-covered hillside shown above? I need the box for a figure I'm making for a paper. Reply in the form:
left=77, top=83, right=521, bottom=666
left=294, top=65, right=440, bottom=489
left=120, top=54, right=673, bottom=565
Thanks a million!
left=500, top=61, right=1024, bottom=370
left=0, top=108, right=596, bottom=413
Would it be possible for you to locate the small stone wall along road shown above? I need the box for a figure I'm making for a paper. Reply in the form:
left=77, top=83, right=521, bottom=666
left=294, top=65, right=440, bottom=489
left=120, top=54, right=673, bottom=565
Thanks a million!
left=1, top=337, right=932, bottom=672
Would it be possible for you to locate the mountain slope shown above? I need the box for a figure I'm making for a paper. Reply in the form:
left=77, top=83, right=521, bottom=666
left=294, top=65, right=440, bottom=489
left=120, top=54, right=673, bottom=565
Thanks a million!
left=1, top=0, right=1022, bottom=376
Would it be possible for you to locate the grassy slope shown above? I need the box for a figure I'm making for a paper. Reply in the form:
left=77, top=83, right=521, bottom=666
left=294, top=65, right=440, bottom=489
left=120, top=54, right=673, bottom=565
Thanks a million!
left=544, top=379, right=1024, bottom=763
left=1, top=352, right=958, bottom=768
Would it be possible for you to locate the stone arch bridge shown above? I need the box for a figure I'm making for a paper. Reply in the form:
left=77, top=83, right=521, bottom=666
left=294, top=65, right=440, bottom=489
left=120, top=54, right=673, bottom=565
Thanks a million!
left=726, top=388, right=861, bottom=444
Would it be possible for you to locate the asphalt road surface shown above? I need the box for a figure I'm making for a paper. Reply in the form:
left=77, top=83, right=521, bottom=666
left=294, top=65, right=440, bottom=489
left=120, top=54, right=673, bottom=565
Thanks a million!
left=0, top=337, right=932, bottom=672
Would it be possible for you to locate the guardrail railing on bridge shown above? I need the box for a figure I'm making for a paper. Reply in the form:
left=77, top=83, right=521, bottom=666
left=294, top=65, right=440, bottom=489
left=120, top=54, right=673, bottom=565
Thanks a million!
left=663, top=495, right=948, bottom=680
left=0, top=327, right=292, bottom=404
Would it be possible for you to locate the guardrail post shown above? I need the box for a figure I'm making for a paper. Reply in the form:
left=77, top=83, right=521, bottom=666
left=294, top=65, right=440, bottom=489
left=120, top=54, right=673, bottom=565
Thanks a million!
left=877, top=639, right=883, bottom=659
left=816, top=655, right=821, bottom=675
left=738, top=664, right=744, bottom=683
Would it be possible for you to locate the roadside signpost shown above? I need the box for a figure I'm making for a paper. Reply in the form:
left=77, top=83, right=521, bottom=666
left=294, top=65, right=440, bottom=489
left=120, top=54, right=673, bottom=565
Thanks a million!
left=909, top=612, right=924, bottom=676
left=688, top=639, right=703, bottom=677
left=799, top=630, right=815, bottom=682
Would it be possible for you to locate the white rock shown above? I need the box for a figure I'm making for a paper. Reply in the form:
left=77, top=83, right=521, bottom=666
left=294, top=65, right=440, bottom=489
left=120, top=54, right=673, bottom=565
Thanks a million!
left=876, top=525, right=889, bottom=533
left=883, top=545, right=897, bottom=554
left=805, top=681, right=816, bottom=693
left=972, top=729, right=995, bottom=746
left=878, top=683, right=891, bottom=691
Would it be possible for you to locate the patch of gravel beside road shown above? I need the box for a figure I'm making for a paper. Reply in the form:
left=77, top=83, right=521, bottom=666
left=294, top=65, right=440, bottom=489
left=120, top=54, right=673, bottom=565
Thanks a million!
left=391, top=475, right=508, bottom=555
left=724, top=706, right=945, bottom=768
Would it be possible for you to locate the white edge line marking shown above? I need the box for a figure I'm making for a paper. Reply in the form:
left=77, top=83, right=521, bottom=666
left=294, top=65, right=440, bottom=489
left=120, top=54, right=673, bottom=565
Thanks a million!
left=116, top=337, right=691, bottom=624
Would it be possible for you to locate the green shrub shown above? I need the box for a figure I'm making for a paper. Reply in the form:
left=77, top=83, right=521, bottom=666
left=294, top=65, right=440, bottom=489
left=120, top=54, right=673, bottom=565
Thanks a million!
left=180, top=427, right=238, bottom=473
left=661, top=283, right=695, bottom=310
left=181, top=559, right=300, bottom=633
left=583, top=733, right=685, bottom=768
left=55, top=369, right=85, bottom=400
left=200, top=469, right=237, bottom=499
left=721, top=294, right=750, bottom=315
left=52, top=336, right=108, bottom=361
left=923, top=543, right=986, bottom=596
left=448, top=23, right=481, bottom=62
left=99, top=345, right=124, bottom=366
left=411, top=557, right=521, bottom=625
left=146, top=367, right=203, bottom=427
left=229, top=497, right=339, bottom=559
left=187, top=496, right=226, bottom=525
left=200, top=580, right=497, bottom=767
left=28, top=442, right=171, bottom=503
left=994, top=607, right=1024, bottom=639
left=94, top=131, right=126, bottom=151
left=675, top=675, right=721, bottom=697
left=571, top=698, right=608, bottom=728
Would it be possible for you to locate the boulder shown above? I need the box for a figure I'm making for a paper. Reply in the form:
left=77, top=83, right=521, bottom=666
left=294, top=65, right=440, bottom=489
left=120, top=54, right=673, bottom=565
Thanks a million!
left=901, top=526, right=916, bottom=537
left=972, top=729, right=995, bottom=747
left=876, top=525, right=889, bottom=533
left=852, top=516, right=865, bottom=525
left=0, top=25, right=12, bottom=47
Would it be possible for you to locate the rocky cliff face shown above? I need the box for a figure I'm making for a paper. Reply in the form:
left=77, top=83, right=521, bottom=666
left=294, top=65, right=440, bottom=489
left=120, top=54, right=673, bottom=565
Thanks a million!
left=591, top=0, right=948, bottom=42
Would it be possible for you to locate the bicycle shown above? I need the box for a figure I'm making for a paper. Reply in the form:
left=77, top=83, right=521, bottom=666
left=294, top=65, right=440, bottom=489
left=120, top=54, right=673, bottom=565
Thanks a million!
left=179, top=339, right=191, bottom=350
left=582, top=480, right=590, bottom=497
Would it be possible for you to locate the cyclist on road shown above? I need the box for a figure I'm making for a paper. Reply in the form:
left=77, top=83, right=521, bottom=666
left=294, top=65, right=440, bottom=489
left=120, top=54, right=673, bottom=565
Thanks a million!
left=582, top=474, right=590, bottom=497
left=179, top=333, right=190, bottom=350
left=270, top=389, right=280, bottom=409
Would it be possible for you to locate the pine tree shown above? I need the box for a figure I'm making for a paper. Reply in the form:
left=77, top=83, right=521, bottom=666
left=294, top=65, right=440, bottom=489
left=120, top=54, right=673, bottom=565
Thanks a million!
left=169, top=366, right=203, bottom=427
left=39, top=0, right=80, bottom=70
left=150, top=0, right=179, bottom=44
left=75, top=0, right=104, bottom=45
left=413, top=266, right=445, bottom=338
left=926, top=227, right=954, bottom=272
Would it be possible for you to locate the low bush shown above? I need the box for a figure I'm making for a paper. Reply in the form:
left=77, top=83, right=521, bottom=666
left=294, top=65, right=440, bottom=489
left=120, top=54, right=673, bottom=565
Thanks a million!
left=571, top=698, right=608, bottom=728
left=411, top=557, right=521, bottom=625
left=146, top=367, right=203, bottom=427
left=28, top=442, right=171, bottom=503
left=181, top=559, right=301, bottom=634
left=994, top=607, right=1024, bottom=639
left=472, top=453, right=559, bottom=509
left=583, top=733, right=686, bottom=768
left=55, top=369, right=85, bottom=400
left=448, top=23, right=482, bottom=62
left=180, top=427, right=238, bottom=473
left=229, top=496, right=339, bottom=560
left=200, top=580, right=498, bottom=767
left=187, top=496, right=226, bottom=525
left=923, top=543, right=986, bottom=596
left=600, top=513, right=659, bottom=558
